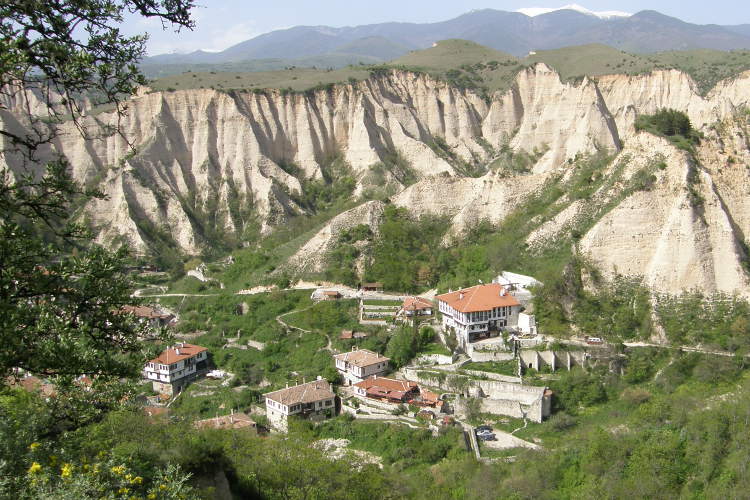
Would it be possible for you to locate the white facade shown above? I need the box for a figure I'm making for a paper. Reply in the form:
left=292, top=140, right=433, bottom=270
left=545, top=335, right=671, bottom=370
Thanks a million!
left=143, top=347, right=208, bottom=395
left=264, top=379, right=336, bottom=431
left=335, top=357, right=389, bottom=385
left=518, top=313, right=537, bottom=335
left=438, top=301, right=520, bottom=350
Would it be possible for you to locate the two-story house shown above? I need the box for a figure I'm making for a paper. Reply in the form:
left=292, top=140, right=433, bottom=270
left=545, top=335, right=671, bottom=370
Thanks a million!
left=263, top=378, right=336, bottom=431
left=399, top=297, right=434, bottom=319
left=143, top=343, right=209, bottom=395
left=436, top=283, right=521, bottom=350
left=333, top=348, right=390, bottom=385
left=122, top=305, right=175, bottom=328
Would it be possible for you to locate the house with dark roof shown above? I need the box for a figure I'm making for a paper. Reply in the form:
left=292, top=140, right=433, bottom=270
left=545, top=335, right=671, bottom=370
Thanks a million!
left=143, top=343, right=209, bottom=395
left=436, top=283, right=522, bottom=350
left=263, top=378, right=336, bottom=431
left=362, top=282, right=383, bottom=292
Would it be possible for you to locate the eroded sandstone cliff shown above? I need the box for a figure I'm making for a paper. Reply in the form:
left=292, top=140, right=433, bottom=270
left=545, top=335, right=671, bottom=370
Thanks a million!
left=3, top=65, right=750, bottom=295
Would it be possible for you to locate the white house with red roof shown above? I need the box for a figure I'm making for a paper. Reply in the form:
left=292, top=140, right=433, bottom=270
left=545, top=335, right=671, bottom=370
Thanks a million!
left=333, top=348, right=390, bottom=385
left=436, top=283, right=521, bottom=350
left=398, top=296, right=434, bottom=319
left=144, top=343, right=209, bottom=395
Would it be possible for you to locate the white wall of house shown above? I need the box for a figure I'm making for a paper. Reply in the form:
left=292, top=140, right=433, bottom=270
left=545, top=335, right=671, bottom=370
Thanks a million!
left=265, top=396, right=335, bottom=431
left=518, top=313, right=537, bottom=335
left=144, top=350, right=208, bottom=394
left=438, top=300, right=521, bottom=349
left=336, top=359, right=388, bottom=384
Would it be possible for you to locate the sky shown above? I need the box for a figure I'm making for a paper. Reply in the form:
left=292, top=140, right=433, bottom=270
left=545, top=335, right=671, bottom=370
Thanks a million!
left=123, top=1, right=750, bottom=56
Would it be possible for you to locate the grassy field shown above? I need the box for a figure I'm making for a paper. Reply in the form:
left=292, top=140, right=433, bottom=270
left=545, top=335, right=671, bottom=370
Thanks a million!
left=147, top=40, right=750, bottom=98
left=462, top=360, right=518, bottom=377
left=149, top=66, right=371, bottom=93
left=527, top=44, right=750, bottom=94
left=362, top=299, right=402, bottom=307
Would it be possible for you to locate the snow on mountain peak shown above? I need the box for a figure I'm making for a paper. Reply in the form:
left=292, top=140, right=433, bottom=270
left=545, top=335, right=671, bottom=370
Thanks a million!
left=517, top=4, right=632, bottom=19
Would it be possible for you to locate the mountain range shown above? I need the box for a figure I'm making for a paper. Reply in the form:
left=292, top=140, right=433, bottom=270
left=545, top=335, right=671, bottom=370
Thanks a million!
left=141, top=7, right=750, bottom=75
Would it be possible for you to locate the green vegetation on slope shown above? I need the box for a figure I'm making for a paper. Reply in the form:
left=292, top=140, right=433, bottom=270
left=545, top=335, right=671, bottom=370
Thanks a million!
left=635, top=108, right=702, bottom=151
left=9, top=345, right=750, bottom=498
left=147, top=41, right=750, bottom=100
left=528, top=44, right=750, bottom=95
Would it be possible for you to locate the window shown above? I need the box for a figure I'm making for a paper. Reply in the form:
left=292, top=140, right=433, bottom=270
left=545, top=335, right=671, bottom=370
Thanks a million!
left=326, top=400, right=332, bottom=406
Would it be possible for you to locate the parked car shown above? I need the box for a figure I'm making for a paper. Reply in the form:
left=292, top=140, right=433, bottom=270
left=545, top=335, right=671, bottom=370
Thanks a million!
left=585, top=336, right=603, bottom=345
left=475, top=425, right=493, bottom=433
left=476, top=432, right=496, bottom=441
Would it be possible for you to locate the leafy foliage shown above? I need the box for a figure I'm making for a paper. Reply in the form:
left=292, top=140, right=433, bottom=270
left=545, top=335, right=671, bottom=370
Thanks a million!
left=655, top=291, right=750, bottom=350
left=573, top=275, right=652, bottom=339
left=635, top=108, right=702, bottom=151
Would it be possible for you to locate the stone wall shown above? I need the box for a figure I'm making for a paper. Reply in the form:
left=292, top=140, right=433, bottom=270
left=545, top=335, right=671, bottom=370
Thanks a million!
left=414, top=353, right=456, bottom=365
left=469, top=351, right=515, bottom=363
left=519, top=350, right=588, bottom=372
left=404, top=367, right=550, bottom=423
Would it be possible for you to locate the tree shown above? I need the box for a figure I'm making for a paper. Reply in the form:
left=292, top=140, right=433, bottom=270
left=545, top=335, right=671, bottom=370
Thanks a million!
left=385, top=326, right=418, bottom=368
left=0, top=2, right=195, bottom=383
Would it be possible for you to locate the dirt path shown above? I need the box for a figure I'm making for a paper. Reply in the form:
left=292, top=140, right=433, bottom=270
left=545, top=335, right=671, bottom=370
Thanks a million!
left=276, top=305, right=315, bottom=333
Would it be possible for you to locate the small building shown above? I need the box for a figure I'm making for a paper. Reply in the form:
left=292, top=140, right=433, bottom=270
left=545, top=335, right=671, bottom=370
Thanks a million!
left=362, top=282, right=383, bottom=292
left=122, top=305, right=175, bottom=328
left=194, top=411, right=257, bottom=432
left=340, top=330, right=369, bottom=340
left=493, top=271, right=542, bottom=308
left=412, top=388, right=443, bottom=409
left=6, top=374, right=57, bottom=400
left=399, top=296, right=434, bottom=318
left=518, top=312, right=537, bottom=336
left=436, top=283, right=522, bottom=351
left=416, top=409, right=435, bottom=420
left=340, top=329, right=354, bottom=340
left=263, top=378, right=336, bottom=431
left=333, top=348, right=390, bottom=385
left=353, top=376, right=444, bottom=410
left=143, top=343, right=209, bottom=395
left=322, top=290, right=342, bottom=301
left=353, top=376, right=418, bottom=403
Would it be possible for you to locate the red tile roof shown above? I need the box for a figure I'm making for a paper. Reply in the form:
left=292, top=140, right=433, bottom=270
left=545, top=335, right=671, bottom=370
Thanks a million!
left=122, top=305, right=173, bottom=320
left=436, top=283, right=520, bottom=313
left=148, top=343, right=207, bottom=366
left=402, top=297, right=433, bottom=311
left=354, top=377, right=417, bottom=393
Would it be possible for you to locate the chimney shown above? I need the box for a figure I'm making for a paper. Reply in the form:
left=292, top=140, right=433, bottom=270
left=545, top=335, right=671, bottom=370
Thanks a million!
left=175, top=349, right=180, bottom=355
left=317, top=375, right=322, bottom=381
left=459, top=293, right=464, bottom=300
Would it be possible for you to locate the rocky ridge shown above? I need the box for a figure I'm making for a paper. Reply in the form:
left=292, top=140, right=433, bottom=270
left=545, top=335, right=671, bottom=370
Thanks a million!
left=2, top=64, right=750, bottom=295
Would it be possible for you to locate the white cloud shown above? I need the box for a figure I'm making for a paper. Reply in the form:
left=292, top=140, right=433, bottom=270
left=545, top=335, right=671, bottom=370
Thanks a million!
left=204, top=22, right=259, bottom=51
left=517, top=4, right=631, bottom=19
